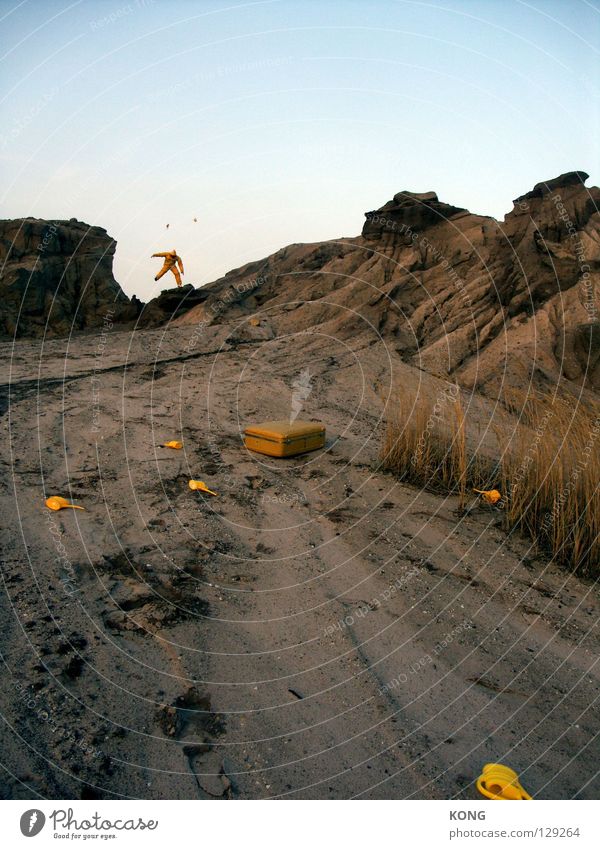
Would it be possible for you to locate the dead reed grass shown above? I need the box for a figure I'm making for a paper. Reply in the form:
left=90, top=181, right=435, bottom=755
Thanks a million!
left=382, top=385, right=600, bottom=575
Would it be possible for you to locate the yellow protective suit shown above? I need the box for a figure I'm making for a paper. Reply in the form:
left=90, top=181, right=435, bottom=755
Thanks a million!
left=152, top=249, right=184, bottom=287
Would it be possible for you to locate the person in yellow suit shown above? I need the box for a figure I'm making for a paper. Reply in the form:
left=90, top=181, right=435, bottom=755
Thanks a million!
left=152, top=249, right=184, bottom=287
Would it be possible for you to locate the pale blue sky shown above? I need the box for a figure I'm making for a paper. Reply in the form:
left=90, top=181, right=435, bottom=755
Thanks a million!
left=1, top=0, right=599, bottom=300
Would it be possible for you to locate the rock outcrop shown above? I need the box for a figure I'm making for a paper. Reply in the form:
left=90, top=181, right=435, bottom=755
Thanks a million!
left=0, top=217, right=141, bottom=338
left=5, top=174, right=598, bottom=398
left=173, top=171, right=600, bottom=397
left=135, top=283, right=210, bottom=328
left=362, top=189, right=469, bottom=237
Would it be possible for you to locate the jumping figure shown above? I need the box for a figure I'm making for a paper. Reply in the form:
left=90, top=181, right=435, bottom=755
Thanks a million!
left=152, top=249, right=184, bottom=287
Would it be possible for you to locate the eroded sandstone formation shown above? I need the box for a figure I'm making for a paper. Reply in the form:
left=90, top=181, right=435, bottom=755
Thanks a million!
left=173, top=172, right=600, bottom=397
left=135, top=283, right=210, bottom=328
left=0, top=217, right=140, bottom=338
left=4, top=174, right=598, bottom=399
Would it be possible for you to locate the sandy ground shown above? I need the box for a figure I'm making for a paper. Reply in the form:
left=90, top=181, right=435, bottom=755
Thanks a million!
left=0, top=320, right=599, bottom=800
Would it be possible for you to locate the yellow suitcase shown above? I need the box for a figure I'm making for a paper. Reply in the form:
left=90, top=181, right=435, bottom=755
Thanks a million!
left=243, top=420, right=326, bottom=458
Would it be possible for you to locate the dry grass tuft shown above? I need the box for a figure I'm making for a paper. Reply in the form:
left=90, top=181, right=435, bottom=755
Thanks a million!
left=382, top=385, right=600, bottom=575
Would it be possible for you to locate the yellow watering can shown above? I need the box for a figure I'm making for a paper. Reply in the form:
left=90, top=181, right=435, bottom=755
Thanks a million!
left=161, top=440, right=183, bottom=449
left=189, top=480, right=218, bottom=496
left=473, top=488, right=502, bottom=506
left=476, top=763, right=532, bottom=800
left=45, top=496, right=85, bottom=512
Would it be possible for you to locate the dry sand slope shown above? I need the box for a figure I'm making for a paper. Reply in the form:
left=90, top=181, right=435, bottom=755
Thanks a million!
left=0, top=318, right=599, bottom=800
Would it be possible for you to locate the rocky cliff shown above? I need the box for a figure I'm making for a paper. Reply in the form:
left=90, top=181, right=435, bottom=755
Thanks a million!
left=5, top=174, right=598, bottom=397
left=135, top=283, right=210, bottom=328
left=0, top=217, right=140, bottom=338
left=173, top=171, right=600, bottom=397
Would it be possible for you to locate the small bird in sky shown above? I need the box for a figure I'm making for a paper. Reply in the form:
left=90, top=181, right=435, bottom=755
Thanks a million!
left=193, top=217, right=197, bottom=222
left=166, top=223, right=170, bottom=229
